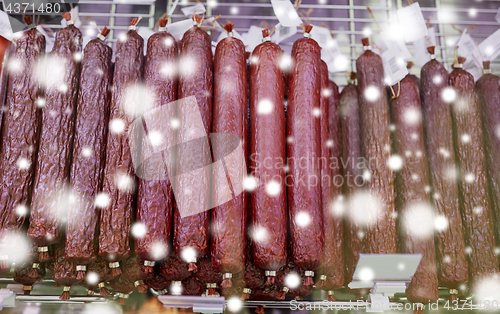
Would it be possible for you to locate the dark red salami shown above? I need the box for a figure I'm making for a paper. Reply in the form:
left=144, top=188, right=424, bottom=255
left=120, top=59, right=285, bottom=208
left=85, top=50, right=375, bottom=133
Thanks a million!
left=161, top=253, right=191, bottom=281
left=99, top=18, right=144, bottom=273
left=122, top=255, right=149, bottom=293
left=195, top=255, right=222, bottom=296
left=173, top=14, right=213, bottom=271
left=83, top=257, right=117, bottom=296
left=250, top=29, right=287, bottom=285
left=355, top=38, right=396, bottom=254
left=0, top=42, right=14, bottom=137
left=449, top=56, right=499, bottom=284
left=390, top=75, right=439, bottom=303
left=211, top=23, right=247, bottom=288
left=28, top=12, right=82, bottom=261
left=14, top=261, right=46, bottom=295
left=135, top=18, right=177, bottom=271
left=0, top=17, right=45, bottom=270
left=420, top=47, right=468, bottom=295
left=52, top=243, right=83, bottom=300
left=109, top=275, right=136, bottom=305
left=64, top=28, right=113, bottom=279
left=316, top=61, right=344, bottom=298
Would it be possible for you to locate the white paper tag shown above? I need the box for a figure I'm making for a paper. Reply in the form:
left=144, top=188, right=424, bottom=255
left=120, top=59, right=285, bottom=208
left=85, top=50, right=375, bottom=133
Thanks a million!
left=467, top=65, right=482, bottom=82
left=166, top=19, right=193, bottom=41
left=396, top=2, right=428, bottom=43
left=381, top=49, right=408, bottom=86
left=380, top=26, right=412, bottom=60
left=61, top=7, right=82, bottom=28
left=496, top=7, right=500, bottom=24
left=243, top=25, right=265, bottom=52
left=216, top=29, right=245, bottom=44
left=36, top=26, right=54, bottom=52
left=138, top=27, right=155, bottom=55
left=457, top=29, right=482, bottom=68
left=309, top=25, right=347, bottom=72
left=413, top=27, right=436, bottom=67
left=479, top=28, right=500, bottom=62
left=181, top=3, right=206, bottom=16
left=270, top=0, right=302, bottom=27
left=206, top=17, right=225, bottom=33
left=0, top=10, right=14, bottom=41
left=272, top=23, right=297, bottom=44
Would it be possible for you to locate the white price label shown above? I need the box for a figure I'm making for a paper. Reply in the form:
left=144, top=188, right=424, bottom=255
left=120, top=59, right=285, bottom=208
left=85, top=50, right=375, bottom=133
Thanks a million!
left=243, top=26, right=265, bottom=52
left=413, top=27, right=436, bottom=67
left=382, top=49, right=408, bottom=86
left=396, top=2, right=428, bottom=42
left=479, top=28, right=500, bottom=62
left=380, top=26, right=412, bottom=60
left=457, top=29, right=482, bottom=68
left=181, top=3, right=206, bottom=16
left=166, top=19, right=193, bottom=41
left=272, top=23, right=297, bottom=44
left=270, top=0, right=302, bottom=27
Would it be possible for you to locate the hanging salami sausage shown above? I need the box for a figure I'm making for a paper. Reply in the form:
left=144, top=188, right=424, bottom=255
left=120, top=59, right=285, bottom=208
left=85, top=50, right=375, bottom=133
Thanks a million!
left=135, top=18, right=177, bottom=272
left=287, top=24, right=323, bottom=286
left=0, top=16, right=45, bottom=270
left=99, top=18, right=144, bottom=274
left=64, top=27, right=113, bottom=280
left=52, top=243, right=83, bottom=300
left=250, top=29, right=287, bottom=285
left=420, top=46, right=468, bottom=298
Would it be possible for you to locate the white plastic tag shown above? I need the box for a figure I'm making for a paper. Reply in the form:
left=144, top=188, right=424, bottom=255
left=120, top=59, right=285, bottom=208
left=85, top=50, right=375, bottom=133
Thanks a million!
left=479, top=28, right=500, bottom=62
left=244, top=25, right=265, bottom=52
left=272, top=23, right=297, bottom=44
left=166, top=19, right=193, bottom=41
left=457, top=29, right=482, bottom=68
left=382, top=48, right=408, bottom=86
left=0, top=10, right=14, bottom=41
left=396, top=2, right=428, bottom=43
left=413, top=27, right=436, bottom=67
left=270, top=0, right=302, bottom=27
left=380, top=26, right=412, bottom=60
left=181, top=3, right=206, bottom=16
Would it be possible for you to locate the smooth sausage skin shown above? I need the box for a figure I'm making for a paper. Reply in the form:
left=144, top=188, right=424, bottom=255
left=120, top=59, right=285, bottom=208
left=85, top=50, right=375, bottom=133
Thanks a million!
left=390, top=75, right=439, bottom=303
left=250, top=37, right=287, bottom=276
left=0, top=27, right=45, bottom=248
left=316, top=62, right=344, bottom=293
left=65, top=36, right=113, bottom=268
left=449, top=60, right=500, bottom=284
left=355, top=39, right=396, bottom=255
left=173, top=24, right=213, bottom=268
left=420, top=55, right=468, bottom=289
left=211, top=29, right=248, bottom=281
left=99, top=27, right=144, bottom=264
left=287, top=33, right=324, bottom=276
left=135, top=29, right=178, bottom=264
left=476, top=63, right=500, bottom=250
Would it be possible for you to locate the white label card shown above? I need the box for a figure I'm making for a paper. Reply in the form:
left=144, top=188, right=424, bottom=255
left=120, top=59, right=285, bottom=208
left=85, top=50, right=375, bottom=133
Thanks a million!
left=272, top=23, right=297, bottom=44
left=270, top=0, right=302, bottom=27
left=496, top=7, right=500, bottom=24
left=457, top=29, right=482, bottom=68
left=138, top=27, right=155, bottom=55
left=380, top=26, right=412, bottom=60
left=396, top=2, right=428, bottom=43
left=244, top=26, right=265, bottom=52
left=381, top=48, right=408, bottom=86
left=166, top=19, right=193, bottom=41
left=0, top=10, right=14, bottom=41
left=413, top=27, right=436, bottom=67
left=216, top=29, right=245, bottom=44
left=479, top=28, right=500, bottom=62
left=181, top=3, right=206, bottom=16
left=309, top=25, right=347, bottom=72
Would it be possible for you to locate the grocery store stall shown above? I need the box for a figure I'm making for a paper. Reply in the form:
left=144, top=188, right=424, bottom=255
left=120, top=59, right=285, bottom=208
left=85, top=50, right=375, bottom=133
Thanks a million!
left=0, top=0, right=499, bottom=313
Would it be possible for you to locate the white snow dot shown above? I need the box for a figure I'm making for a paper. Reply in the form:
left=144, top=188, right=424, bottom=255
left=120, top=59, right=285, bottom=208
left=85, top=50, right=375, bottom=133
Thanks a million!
left=230, top=6, right=239, bottom=15
left=443, top=255, right=451, bottom=263
left=389, top=124, right=396, bottom=132
left=348, top=191, right=382, bottom=225
left=411, top=133, right=418, bottom=140
left=326, top=140, right=334, bottom=147
left=387, top=155, right=403, bottom=171
left=17, top=158, right=30, bottom=170
left=362, top=169, right=371, bottom=181
left=397, top=263, right=405, bottom=271
left=115, top=173, right=134, bottom=191
left=415, top=150, right=422, bottom=158
left=473, top=276, right=500, bottom=304
left=94, top=193, right=110, bottom=208
left=433, top=75, right=443, bottom=85
left=110, top=118, right=125, bottom=134
left=424, top=185, right=431, bottom=193
left=165, top=37, right=174, bottom=47
left=312, top=108, right=321, bottom=117
left=404, top=108, right=421, bottom=125
left=243, top=175, right=258, bottom=192
left=295, top=211, right=311, bottom=228
left=322, top=88, right=332, bottom=98
left=181, top=246, right=197, bottom=263
left=465, top=246, right=472, bottom=255
left=468, top=8, right=477, bottom=17
left=250, top=56, right=258, bottom=64
left=148, top=131, right=163, bottom=146
left=405, top=151, right=412, bottom=157
left=227, top=297, right=242, bottom=312
left=150, top=241, right=168, bottom=260
left=170, top=118, right=180, bottom=129
left=359, top=267, right=375, bottom=282
left=15, top=204, right=28, bottom=217
left=442, top=87, right=456, bottom=103
left=279, top=54, right=292, bottom=71
left=434, top=215, right=449, bottom=232
left=473, top=206, right=483, bottom=215
left=464, top=173, right=475, bottom=183
left=434, top=193, right=441, bottom=200
left=439, top=147, right=450, bottom=159
left=257, top=99, right=273, bottom=115
left=459, top=284, right=467, bottom=291
left=265, top=180, right=281, bottom=197
left=496, top=124, right=500, bottom=139
left=495, top=247, right=500, bottom=255
left=252, top=225, right=268, bottom=244
left=36, top=97, right=46, bottom=108
left=403, top=202, right=435, bottom=239
left=171, top=282, right=183, bottom=295
left=74, top=52, right=83, bottom=62
left=287, top=136, right=294, bottom=143
left=59, top=84, right=68, bottom=93
left=86, top=272, right=99, bottom=285
left=364, top=86, right=380, bottom=102
left=461, top=134, right=471, bottom=143
left=131, top=222, right=147, bottom=238
left=82, top=147, right=92, bottom=157
left=119, top=34, right=128, bottom=42
left=357, top=230, right=365, bottom=239
left=285, top=273, right=301, bottom=289
left=411, top=174, right=419, bottom=181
